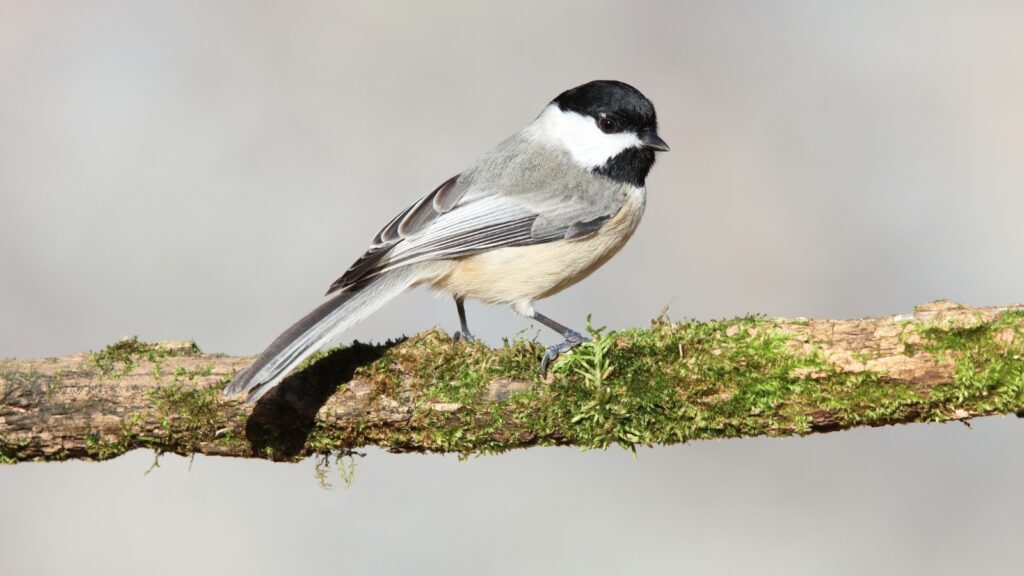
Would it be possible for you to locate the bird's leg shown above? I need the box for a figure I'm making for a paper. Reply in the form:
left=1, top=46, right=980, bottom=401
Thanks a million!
left=532, top=310, right=589, bottom=376
left=452, top=297, right=476, bottom=343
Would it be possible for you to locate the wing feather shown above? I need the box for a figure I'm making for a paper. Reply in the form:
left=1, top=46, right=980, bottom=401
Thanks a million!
left=327, top=135, right=633, bottom=295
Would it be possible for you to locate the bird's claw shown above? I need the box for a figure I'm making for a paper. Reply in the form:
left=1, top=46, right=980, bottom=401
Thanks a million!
left=453, top=330, right=476, bottom=344
left=539, top=330, right=589, bottom=376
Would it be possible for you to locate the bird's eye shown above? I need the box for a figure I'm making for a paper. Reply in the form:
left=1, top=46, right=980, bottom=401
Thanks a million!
left=597, top=117, right=619, bottom=133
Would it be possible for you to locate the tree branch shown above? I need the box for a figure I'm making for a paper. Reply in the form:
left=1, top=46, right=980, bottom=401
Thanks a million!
left=2, top=300, right=1022, bottom=464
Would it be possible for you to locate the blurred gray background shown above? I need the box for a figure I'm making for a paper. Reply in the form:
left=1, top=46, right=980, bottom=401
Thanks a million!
left=1, top=1, right=1022, bottom=574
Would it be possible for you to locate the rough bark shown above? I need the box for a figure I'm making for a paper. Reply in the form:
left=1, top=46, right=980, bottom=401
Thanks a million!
left=1, top=300, right=1022, bottom=464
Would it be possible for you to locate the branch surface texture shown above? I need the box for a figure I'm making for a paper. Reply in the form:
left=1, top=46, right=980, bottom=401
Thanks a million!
left=2, top=301, right=1022, bottom=464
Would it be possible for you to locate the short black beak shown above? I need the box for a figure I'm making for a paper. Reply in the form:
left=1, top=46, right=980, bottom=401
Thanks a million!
left=640, top=131, right=670, bottom=152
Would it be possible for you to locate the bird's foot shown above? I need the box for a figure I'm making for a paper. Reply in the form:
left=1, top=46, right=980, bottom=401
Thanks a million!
left=539, top=330, right=589, bottom=376
left=453, top=330, right=477, bottom=344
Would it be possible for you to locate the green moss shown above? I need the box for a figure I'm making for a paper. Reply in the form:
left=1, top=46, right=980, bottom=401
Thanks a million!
left=918, top=309, right=1024, bottom=420
left=91, top=336, right=200, bottom=376
left=310, top=316, right=839, bottom=455
left=76, top=377, right=246, bottom=462
left=303, top=309, right=1023, bottom=457
left=74, top=338, right=237, bottom=460
left=0, top=436, right=32, bottom=465
left=311, top=451, right=361, bottom=489
left=8, top=309, right=1021, bottom=465
left=144, top=377, right=247, bottom=454
left=532, top=315, right=823, bottom=450
left=307, top=419, right=370, bottom=455
left=84, top=432, right=127, bottom=460
left=82, top=412, right=143, bottom=461
left=800, top=371, right=923, bottom=427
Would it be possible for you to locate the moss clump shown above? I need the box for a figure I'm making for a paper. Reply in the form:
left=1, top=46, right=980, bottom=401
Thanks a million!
left=799, top=371, right=923, bottom=428
left=523, top=316, right=829, bottom=450
left=144, top=378, right=247, bottom=454
left=918, top=309, right=1024, bottom=420
left=91, top=336, right=200, bottom=376
left=77, top=338, right=235, bottom=460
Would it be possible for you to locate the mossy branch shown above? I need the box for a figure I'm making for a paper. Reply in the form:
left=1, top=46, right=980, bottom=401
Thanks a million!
left=2, top=300, right=1023, bottom=464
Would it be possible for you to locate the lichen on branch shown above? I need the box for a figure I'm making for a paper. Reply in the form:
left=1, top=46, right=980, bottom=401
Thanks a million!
left=1, top=301, right=1022, bottom=464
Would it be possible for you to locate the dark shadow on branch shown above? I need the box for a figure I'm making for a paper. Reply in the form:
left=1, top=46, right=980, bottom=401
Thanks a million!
left=244, top=339, right=402, bottom=459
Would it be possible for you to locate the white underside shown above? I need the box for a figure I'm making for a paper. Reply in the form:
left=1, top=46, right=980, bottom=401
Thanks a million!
left=428, top=185, right=646, bottom=317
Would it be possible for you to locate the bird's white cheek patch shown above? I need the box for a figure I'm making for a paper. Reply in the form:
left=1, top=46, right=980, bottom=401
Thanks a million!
left=525, top=105, right=642, bottom=170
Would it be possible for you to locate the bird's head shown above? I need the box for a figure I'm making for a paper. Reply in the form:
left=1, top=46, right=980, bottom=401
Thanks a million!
left=527, top=80, right=668, bottom=186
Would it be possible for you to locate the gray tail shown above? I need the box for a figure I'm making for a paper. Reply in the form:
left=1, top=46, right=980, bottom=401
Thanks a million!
left=224, top=268, right=417, bottom=403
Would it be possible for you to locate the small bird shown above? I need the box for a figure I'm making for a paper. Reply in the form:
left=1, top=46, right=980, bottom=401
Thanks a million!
left=226, top=80, right=669, bottom=402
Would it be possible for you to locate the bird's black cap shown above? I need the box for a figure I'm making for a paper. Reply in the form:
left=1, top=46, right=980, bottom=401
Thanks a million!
left=552, top=80, right=660, bottom=136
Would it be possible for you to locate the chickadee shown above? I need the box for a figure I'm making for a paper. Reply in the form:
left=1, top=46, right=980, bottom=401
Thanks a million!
left=226, top=80, right=669, bottom=402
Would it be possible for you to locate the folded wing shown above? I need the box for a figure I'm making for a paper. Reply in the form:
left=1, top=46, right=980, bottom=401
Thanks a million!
left=327, top=136, right=632, bottom=295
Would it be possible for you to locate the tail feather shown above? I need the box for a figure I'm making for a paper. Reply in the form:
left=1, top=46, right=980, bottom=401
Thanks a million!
left=225, top=268, right=418, bottom=403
